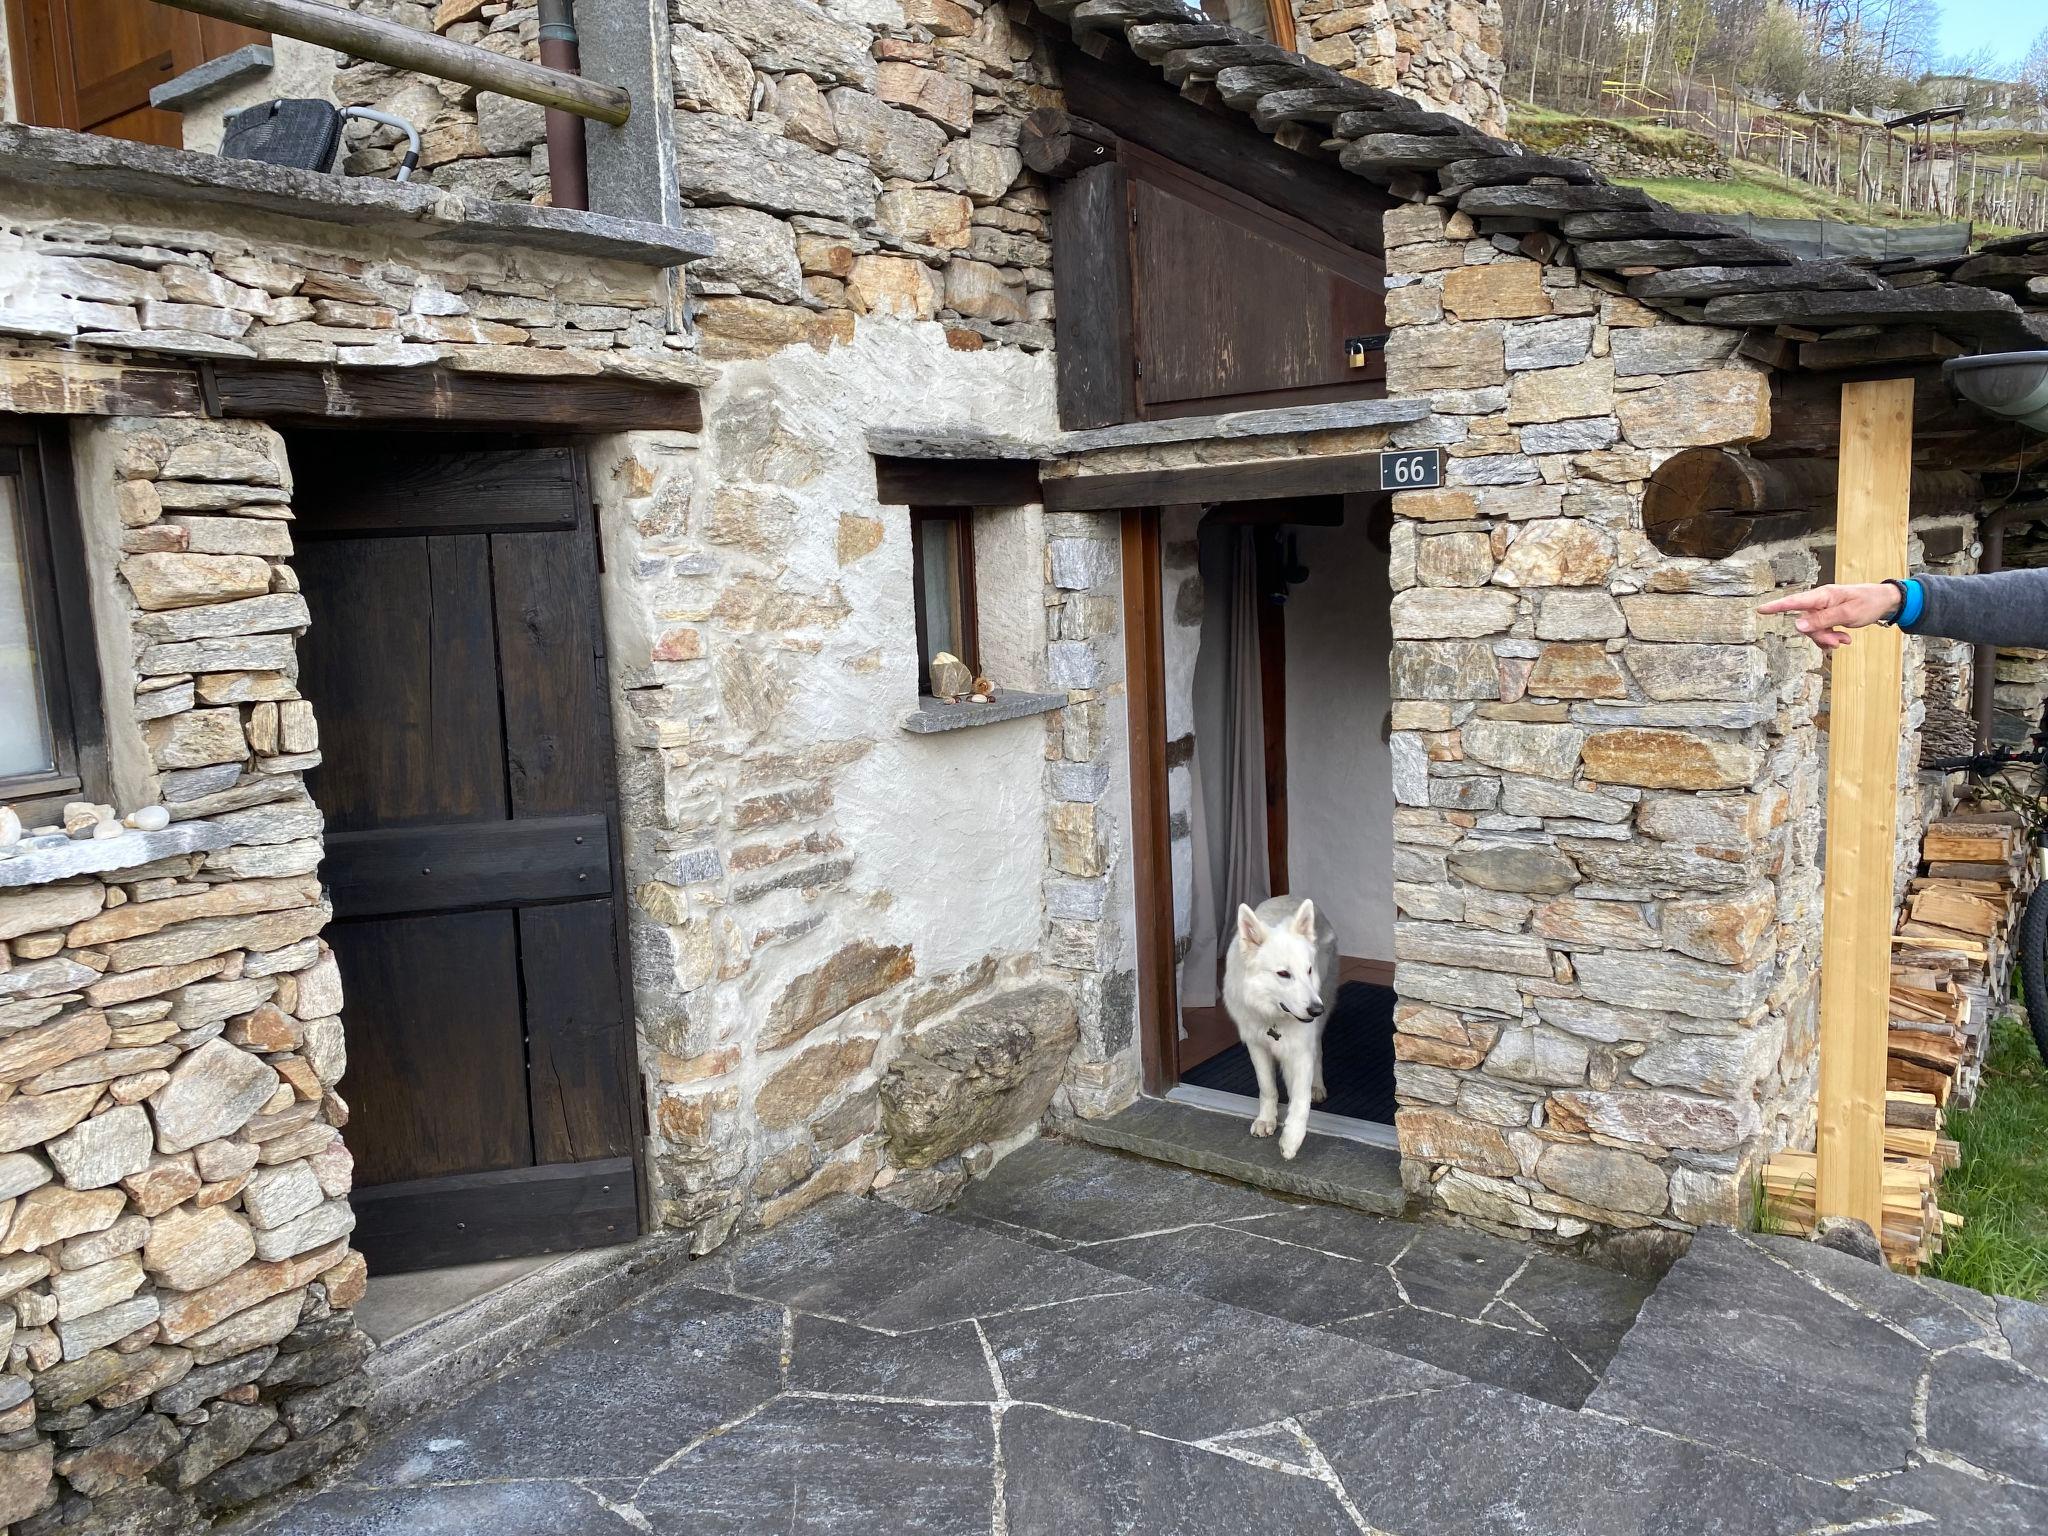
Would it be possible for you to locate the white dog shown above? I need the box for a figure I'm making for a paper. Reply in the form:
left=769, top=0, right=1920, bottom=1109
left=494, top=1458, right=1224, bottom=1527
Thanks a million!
left=1222, top=895, right=1337, bottom=1160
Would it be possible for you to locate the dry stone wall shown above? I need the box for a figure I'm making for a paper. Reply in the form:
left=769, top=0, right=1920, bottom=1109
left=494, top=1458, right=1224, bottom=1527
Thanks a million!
left=1377, top=201, right=1822, bottom=1256
left=337, top=1, right=555, bottom=203
left=673, top=0, right=1060, bottom=359
left=0, top=185, right=689, bottom=375
left=0, top=416, right=366, bottom=1532
left=1291, top=0, right=1506, bottom=133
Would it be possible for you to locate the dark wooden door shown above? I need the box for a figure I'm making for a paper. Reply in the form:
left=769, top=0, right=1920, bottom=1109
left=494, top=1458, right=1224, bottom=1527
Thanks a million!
left=6, top=0, right=264, bottom=146
left=292, top=435, right=641, bottom=1274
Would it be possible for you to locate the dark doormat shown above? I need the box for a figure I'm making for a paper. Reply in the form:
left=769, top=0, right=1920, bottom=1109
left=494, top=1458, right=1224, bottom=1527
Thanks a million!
left=1178, top=981, right=1397, bottom=1125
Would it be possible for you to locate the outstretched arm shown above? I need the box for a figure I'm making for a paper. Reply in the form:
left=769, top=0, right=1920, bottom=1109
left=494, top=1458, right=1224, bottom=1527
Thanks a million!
left=1762, top=570, right=2048, bottom=651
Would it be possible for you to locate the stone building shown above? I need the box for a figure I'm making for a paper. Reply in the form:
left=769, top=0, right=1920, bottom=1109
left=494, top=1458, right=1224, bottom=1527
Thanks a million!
left=0, top=0, right=2045, bottom=1524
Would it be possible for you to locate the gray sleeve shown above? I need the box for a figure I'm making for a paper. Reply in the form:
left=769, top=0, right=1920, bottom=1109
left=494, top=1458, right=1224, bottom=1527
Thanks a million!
left=1907, top=569, right=2048, bottom=649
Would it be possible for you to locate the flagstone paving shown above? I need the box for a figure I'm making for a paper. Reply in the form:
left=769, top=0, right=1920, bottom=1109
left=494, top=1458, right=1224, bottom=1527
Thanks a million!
left=263, top=1138, right=2048, bottom=1535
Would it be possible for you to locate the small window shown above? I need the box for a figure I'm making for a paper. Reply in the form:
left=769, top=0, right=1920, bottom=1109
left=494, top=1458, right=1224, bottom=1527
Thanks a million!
left=1, top=420, right=103, bottom=816
left=911, top=507, right=978, bottom=691
left=1198, top=0, right=1295, bottom=47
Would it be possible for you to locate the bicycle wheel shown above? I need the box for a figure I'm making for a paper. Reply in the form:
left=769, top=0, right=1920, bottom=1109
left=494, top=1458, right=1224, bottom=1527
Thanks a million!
left=2020, top=881, right=2048, bottom=1069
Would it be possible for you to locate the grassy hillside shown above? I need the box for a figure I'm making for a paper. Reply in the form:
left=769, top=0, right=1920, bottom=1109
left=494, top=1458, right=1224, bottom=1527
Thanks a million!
left=1506, top=102, right=2043, bottom=241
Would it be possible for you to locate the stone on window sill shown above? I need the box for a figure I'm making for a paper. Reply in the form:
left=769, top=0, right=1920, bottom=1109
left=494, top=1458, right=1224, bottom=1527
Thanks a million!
left=901, top=691, right=1067, bottom=734
left=0, top=821, right=234, bottom=889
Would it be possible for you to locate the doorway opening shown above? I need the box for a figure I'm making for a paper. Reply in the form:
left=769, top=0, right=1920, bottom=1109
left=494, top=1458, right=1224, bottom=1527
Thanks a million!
left=286, top=428, right=644, bottom=1284
left=1127, top=495, right=1398, bottom=1146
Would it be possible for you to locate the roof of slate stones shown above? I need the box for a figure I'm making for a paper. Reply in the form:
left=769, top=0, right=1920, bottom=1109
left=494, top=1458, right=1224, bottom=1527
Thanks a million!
left=1033, top=0, right=2048, bottom=361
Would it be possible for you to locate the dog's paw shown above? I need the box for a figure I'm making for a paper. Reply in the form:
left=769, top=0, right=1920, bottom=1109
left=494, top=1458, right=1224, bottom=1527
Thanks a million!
left=1311, top=1083, right=1328, bottom=1104
left=1279, top=1124, right=1305, bottom=1159
left=1249, top=1114, right=1276, bottom=1138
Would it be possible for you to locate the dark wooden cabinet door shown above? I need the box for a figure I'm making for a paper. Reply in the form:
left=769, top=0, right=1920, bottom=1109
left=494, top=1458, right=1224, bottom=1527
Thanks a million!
left=6, top=0, right=264, bottom=146
left=292, top=438, right=641, bottom=1273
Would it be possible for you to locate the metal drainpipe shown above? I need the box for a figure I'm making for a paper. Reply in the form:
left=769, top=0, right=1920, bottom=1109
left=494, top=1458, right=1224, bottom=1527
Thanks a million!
left=1970, top=502, right=2038, bottom=750
left=537, top=0, right=589, bottom=212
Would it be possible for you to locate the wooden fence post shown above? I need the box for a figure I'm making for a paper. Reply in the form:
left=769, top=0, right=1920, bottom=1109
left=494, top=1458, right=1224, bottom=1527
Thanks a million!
left=1816, top=376, right=1915, bottom=1237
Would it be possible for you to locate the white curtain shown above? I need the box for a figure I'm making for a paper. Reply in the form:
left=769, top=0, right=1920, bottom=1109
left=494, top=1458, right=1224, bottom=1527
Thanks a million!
left=1180, top=525, right=1270, bottom=1009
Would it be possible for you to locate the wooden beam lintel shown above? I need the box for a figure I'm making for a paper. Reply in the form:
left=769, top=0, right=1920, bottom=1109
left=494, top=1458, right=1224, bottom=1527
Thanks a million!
left=1041, top=451, right=1389, bottom=512
left=0, top=352, right=700, bottom=431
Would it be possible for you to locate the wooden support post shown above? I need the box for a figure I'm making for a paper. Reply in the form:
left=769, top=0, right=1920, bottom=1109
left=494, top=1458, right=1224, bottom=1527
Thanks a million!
left=1816, top=376, right=1915, bottom=1240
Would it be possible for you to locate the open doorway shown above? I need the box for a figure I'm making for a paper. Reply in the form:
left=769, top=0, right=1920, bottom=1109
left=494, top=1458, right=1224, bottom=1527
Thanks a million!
left=1127, top=495, right=1398, bottom=1144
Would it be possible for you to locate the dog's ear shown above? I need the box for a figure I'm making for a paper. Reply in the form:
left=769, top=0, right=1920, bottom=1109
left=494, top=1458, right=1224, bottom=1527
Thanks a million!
left=1236, top=904, right=1268, bottom=948
left=1289, top=899, right=1317, bottom=938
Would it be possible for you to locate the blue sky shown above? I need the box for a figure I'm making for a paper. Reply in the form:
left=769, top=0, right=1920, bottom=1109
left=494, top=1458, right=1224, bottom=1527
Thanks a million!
left=1935, top=0, right=2043, bottom=69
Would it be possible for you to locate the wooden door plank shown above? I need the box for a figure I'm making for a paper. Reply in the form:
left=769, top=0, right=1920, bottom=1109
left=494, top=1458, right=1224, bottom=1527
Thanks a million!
left=334, top=909, right=534, bottom=1186
left=1816, top=375, right=1914, bottom=1239
left=519, top=900, right=636, bottom=1166
left=322, top=813, right=612, bottom=919
left=491, top=526, right=608, bottom=817
left=295, top=534, right=508, bottom=833
left=1121, top=508, right=1181, bottom=1094
left=348, top=1157, right=637, bottom=1274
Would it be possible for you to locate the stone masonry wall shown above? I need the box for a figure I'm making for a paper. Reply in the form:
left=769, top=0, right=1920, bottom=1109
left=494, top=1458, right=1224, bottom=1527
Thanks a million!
left=337, top=1, right=554, bottom=204
left=1376, top=201, right=1818, bottom=1258
left=672, top=0, right=1058, bottom=360
left=0, top=414, right=366, bottom=1532
left=587, top=324, right=1087, bottom=1252
left=1292, top=0, right=1507, bottom=134
left=0, top=186, right=689, bottom=375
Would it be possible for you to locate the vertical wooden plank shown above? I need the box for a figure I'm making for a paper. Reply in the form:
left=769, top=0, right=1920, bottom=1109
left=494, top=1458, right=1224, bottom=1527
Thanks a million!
left=1121, top=509, right=1179, bottom=1094
left=491, top=526, right=607, bottom=817
left=296, top=535, right=508, bottom=833
left=333, top=910, right=533, bottom=1185
left=519, top=901, right=635, bottom=1165
left=1050, top=159, right=1136, bottom=429
left=1816, top=375, right=1914, bottom=1238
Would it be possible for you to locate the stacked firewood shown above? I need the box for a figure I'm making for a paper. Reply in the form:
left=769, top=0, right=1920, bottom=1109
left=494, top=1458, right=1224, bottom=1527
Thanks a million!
left=1761, top=809, right=2028, bottom=1270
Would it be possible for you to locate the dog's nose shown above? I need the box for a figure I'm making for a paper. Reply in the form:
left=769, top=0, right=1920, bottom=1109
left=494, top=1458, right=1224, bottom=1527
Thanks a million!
left=1307, top=1002, right=1324, bottom=1019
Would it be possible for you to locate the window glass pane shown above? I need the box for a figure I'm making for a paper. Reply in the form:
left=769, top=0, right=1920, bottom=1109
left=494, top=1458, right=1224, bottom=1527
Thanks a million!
left=0, top=475, right=57, bottom=780
left=1200, top=0, right=1272, bottom=38
left=918, top=518, right=961, bottom=666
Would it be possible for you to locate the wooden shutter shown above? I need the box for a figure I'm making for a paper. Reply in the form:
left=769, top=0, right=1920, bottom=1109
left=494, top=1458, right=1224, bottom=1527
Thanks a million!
left=1126, top=147, right=1388, bottom=419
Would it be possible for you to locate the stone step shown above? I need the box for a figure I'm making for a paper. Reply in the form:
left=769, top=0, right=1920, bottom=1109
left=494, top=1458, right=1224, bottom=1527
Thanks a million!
left=1049, top=1095, right=1409, bottom=1217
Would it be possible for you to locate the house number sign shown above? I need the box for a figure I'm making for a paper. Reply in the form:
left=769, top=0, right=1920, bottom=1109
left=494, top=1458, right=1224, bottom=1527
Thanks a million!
left=1377, top=448, right=1443, bottom=492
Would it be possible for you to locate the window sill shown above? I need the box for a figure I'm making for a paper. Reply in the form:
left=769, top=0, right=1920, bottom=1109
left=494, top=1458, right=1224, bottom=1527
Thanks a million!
left=900, top=691, right=1068, bottom=735
left=0, top=820, right=234, bottom=890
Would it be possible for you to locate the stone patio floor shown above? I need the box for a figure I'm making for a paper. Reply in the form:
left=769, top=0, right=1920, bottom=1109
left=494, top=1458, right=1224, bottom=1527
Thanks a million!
left=264, top=1137, right=2048, bottom=1535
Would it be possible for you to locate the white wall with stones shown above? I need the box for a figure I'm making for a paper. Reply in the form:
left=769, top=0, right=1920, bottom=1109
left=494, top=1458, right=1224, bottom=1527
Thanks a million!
left=590, top=319, right=1102, bottom=1246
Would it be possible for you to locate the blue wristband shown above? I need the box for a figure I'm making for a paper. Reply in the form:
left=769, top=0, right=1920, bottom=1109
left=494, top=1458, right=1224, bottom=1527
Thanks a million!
left=1897, top=577, right=1924, bottom=631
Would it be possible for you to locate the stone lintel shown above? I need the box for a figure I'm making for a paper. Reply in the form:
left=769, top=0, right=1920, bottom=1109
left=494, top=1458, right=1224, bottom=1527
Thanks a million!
left=0, top=123, right=711, bottom=270
left=867, top=398, right=1433, bottom=470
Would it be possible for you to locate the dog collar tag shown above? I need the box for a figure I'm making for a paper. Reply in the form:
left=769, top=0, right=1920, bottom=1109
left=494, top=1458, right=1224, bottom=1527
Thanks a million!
left=1266, top=1027, right=1282, bottom=1041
